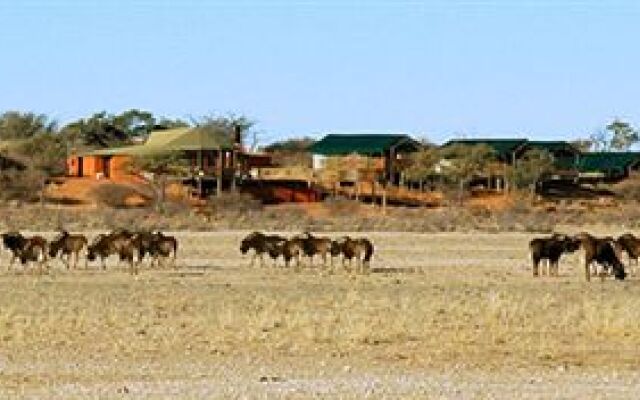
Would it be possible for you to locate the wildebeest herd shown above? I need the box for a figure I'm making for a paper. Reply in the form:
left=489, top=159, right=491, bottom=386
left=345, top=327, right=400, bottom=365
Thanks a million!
left=2, top=227, right=640, bottom=281
left=529, top=232, right=640, bottom=281
left=240, top=231, right=375, bottom=273
left=1, top=229, right=177, bottom=274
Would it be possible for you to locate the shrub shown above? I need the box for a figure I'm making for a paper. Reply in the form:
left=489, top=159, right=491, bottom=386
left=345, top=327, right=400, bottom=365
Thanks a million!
left=91, top=183, right=150, bottom=208
left=206, top=192, right=263, bottom=215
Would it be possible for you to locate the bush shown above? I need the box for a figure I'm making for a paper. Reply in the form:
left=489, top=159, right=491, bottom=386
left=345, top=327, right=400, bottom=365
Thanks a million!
left=205, top=192, right=263, bottom=214
left=91, top=183, right=151, bottom=208
left=0, top=168, right=44, bottom=203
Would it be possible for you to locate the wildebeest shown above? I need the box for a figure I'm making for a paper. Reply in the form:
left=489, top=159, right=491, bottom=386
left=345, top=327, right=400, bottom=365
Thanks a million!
left=239, top=232, right=286, bottom=267
left=616, top=233, right=640, bottom=273
left=529, top=233, right=580, bottom=277
left=333, top=236, right=375, bottom=273
left=2, top=231, right=27, bottom=270
left=296, top=232, right=333, bottom=267
left=2, top=231, right=48, bottom=273
left=87, top=230, right=137, bottom=274
left=143, top=231, right=178, bottom=268
left=281, top=237, right=305, bottom=269
left=49, top=230, right=88, bottom=270
left=575, top=232, right=626, bottom=281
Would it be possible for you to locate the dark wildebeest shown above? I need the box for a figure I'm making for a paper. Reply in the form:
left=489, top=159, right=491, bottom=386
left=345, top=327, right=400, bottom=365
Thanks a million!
left=616, top=233, right=640, bottom=274
left=2, top=232, right=49, bottom=273
left=19, top=235, right=49, bottom=273
left=529, top=233, right=580, bottom=277
left=297, top=232, right=333, bottom=268
left=87, top=231, right=137, bottom=274
left=334, top=236, right=375, bottom=273
left=281, top=237, right=305, bottom=269
left=49, top=230, right=88, bottom=270
left=575, top=233, right=626, bottom=281
left=239, top=232, right=286, bottom=267
left=146, top=231, right=178, bottom=269
left=2, top=231, right=27, bottom=270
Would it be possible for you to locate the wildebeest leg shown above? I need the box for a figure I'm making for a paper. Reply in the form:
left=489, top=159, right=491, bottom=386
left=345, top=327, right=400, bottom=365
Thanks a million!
left=532, top=256, right=540, bottom=277
left=8, top=254, right=15, bottom=271
left=585, top=260, right=591, bottom=282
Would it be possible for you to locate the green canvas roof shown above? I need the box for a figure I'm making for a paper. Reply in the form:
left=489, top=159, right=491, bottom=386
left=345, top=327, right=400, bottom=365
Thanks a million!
left=523, top=140, right=578, bottom=154
left=84, top=127, right=234, bottom=157
left=576, top=152, right=640, bottom=174
left=441, top=139, right=527, bottom=159
left=310, top=134, right=419, bottom=156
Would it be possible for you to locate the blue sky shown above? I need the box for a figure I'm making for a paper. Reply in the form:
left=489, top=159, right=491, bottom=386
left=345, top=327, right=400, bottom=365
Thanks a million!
left=1, top=1, right=639, bottom=145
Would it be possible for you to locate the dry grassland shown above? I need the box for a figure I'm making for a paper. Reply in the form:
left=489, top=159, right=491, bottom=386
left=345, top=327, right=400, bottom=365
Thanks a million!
left=2, top=230, right=640, bottom=398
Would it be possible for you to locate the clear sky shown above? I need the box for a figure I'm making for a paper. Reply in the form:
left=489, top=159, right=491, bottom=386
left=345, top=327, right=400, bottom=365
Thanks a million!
left=1, top=1, right=639, bottom=144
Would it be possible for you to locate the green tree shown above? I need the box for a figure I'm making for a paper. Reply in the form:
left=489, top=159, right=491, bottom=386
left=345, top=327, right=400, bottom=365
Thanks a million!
left=61, top=109, right=159, bottom=148
left=403, top=147, right=441, bottom=184
left=587, top=119, right=639, bottom=152
left=0, top=111, right=57, bottom=140
left=607, top=119, right=638, bottom=151
left=264, top=137, right=316, bottom=167
left=513, top=148, right=555, bottom=195
left=570, top=138, right=593, bottom=152
left=62, top=111, right=129, bottom=148
left=439, top=144, right=496, bottom=204
left=193, top=113, right=255, bottom=147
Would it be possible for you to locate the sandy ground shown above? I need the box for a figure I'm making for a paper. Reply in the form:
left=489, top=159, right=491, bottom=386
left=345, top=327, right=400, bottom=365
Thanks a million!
left=1, top=230, right=640, bottom=399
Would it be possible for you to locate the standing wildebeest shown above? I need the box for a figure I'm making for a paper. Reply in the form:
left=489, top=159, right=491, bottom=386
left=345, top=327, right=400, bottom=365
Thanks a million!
left=146, top=231, right=178, bottom=268
left=281, top=237, right=305, bottom=269
left=87, top=231, right=137, bottom=274
left=575, top=233, right=626, bottom=281
left=616, top=233, right=640, bottom=274
left=334, top=236, right=375, bottom=273
left=2, top=232, right=48, bottom=273
left=297, top=232, right=333, bottom=268
left=49, top=230, right=88, bottom=270
left=529, top=233, right=580, bottom=277
left=19, top=235, right=49, bottom=273
left=2, top=231, right=27, bottom=270
left=239, top=232, right=286, bottom=267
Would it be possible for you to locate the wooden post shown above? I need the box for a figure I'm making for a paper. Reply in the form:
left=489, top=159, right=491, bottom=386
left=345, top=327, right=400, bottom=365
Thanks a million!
left=382, top=183, right=387, bottom=214
left=355, top=180, right=360, bottom=201
left=217, top=150, right=223, bottom=197
left=230, top=150, right=237, bottom=192
left=371, top=180, right=376, bottom=207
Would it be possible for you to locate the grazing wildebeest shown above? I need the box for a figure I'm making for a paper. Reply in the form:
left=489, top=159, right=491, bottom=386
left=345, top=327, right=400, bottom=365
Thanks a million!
left=529, top=233, right=580, bottom=277
left=49, top=230, right=88, bottom=270
left=575, top=233, right=626, bottom=281
left=616, top=233, right=640, bottom=273
left=87, top=231, right=137, bottom=274
left=334, top=236, right=375, bottom=273
left=239, top=232, right=286, bottom=267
